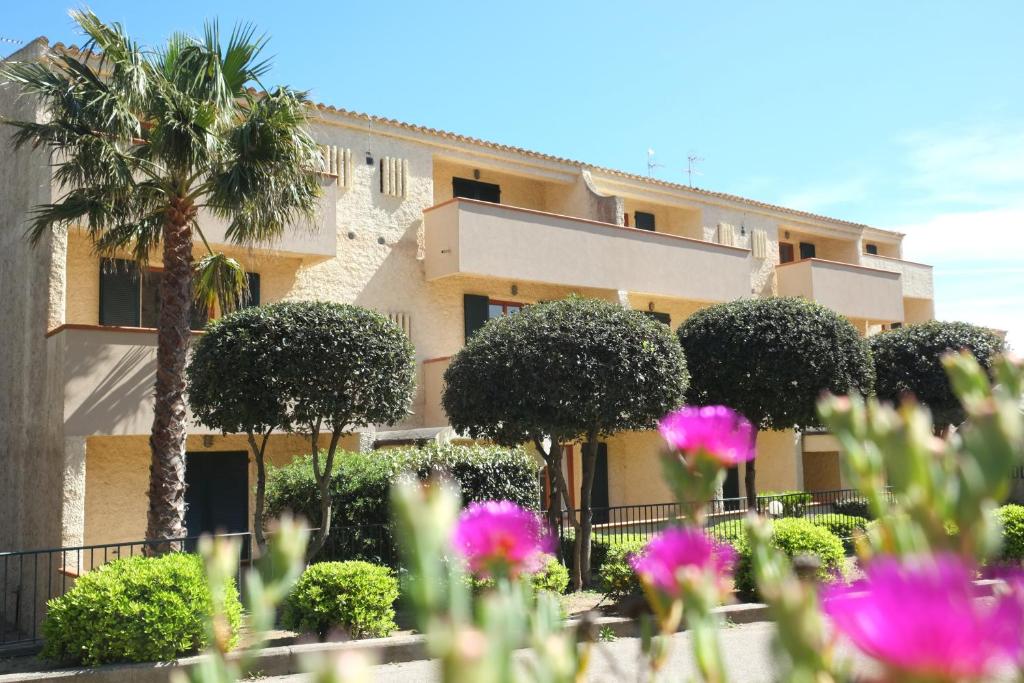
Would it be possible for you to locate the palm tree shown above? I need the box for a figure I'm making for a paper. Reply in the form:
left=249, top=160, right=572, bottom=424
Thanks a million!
left=1, top=11, right=322, bottom=550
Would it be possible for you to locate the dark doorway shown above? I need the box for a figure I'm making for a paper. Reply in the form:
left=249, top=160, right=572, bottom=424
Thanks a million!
left=185, top=451, right=249, bottom=540
left=799, top=241, right=817, bottom=260
left=452, top=177, right=501, bottom=203
left=588, top=443, right=610, bottom=524
left=723, top=466, right=741, bottom=510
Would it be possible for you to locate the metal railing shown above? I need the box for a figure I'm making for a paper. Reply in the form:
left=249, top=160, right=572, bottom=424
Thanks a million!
left=552, top=488, right=872, bottom=562
left=1, top=489, right=868, bottom=648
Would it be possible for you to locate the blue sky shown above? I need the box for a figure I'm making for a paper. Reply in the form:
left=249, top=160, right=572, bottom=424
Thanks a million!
left=4, top=1, right=1023, bottom=344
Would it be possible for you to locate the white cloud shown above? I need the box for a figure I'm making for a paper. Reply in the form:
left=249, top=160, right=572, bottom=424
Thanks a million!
left=893, top=206, right=1024, bottom=346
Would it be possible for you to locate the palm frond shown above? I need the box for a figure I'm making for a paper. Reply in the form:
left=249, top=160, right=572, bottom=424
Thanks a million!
left=193, top=250, right=247, bottom=314
left=202, top=87, right=322, bottom=245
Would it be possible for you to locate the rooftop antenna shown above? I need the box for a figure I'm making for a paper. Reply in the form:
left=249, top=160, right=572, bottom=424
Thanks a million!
left=646, top=148, right=664, bottom=177
left=686, top=153, right=704, bottom=187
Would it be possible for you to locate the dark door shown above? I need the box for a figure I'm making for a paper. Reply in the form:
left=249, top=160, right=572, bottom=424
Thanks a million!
left=588, top=443, right=610, bottom=524
left=799, top=241, right=817, bottom=260
left=185, top=451, right=249, bottom=539
left=452, top=177, right=501, bottom=203
left=778, top=243, right=795, bottom=264
left=723, top=466, right=740, bottom=510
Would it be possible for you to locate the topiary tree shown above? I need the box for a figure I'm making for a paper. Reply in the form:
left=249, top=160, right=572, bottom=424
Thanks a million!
left=187, top=301, right=415, bottom=559
left=869, top=321, right=1005, bottom=430
left=678, top=297, right=873, bottom=508
left=442, top=296, right=689, bottom=589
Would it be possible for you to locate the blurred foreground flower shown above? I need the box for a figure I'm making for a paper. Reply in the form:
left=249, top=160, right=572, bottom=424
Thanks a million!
left=631, top=527, right=736, bottom=598
left=659, top=406, right=755, bottom=466
left=823, top=554, right=1024, bottom=681
left=452, top=500, right=552, bottom=579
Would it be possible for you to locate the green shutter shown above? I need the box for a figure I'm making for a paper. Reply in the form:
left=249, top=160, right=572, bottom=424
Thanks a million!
left=634, top=211, right=656, bottom=231
left=464, top=294, right=490, bottom=342
left=644, top=311, right=671, bottom=326
left=99, top=258, right=140, bottom=326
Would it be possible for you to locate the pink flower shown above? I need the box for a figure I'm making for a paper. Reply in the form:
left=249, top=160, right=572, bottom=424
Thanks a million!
left=658, top=406, right=755, bottom=465
left=451, top=501, right=553, bottom=579
left=823, top=554, right=1024, bottom=680
left=630, top=527, right=736, bottom=597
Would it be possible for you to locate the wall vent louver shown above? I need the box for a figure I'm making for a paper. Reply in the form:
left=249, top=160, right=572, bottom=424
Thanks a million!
left=717, top=222, right=738, bottom=247
left=380, top=157, right=408, bottom=197
left=752, top=228, right=769, bottom=258
left=388, top=311, right=412, bottom=338
left=320, top=145, right=352, bottom=188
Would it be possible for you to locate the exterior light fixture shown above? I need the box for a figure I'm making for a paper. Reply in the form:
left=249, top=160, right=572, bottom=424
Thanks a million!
left=511, top=284, right=519, bottom=296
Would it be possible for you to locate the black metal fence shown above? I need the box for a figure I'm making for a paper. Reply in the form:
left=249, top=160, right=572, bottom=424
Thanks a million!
left=552, top=488, right=871, bottom=561
left=1, top=488, right=867, bottom=649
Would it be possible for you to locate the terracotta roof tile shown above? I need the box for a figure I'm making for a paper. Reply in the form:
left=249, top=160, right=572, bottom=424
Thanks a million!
left=50, top=40, right=876, bottom=232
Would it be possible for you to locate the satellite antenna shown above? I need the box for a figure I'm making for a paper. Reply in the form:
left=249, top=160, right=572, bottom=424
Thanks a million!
left=646, top=148, right=664, bottom=177
left=686, top=153, right=704, bottom=187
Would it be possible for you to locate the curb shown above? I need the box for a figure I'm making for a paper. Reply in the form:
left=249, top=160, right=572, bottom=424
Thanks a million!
left=0, top=603, right=773, bottom=682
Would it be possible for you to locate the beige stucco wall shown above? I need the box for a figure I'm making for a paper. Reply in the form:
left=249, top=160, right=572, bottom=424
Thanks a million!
left=0, top=39, right=68, bottom=552
left=777, top=259, right=904, bottom=323
left=861, top=253, right=934, bottom=301
left=83, top=432, right=357, bottom=546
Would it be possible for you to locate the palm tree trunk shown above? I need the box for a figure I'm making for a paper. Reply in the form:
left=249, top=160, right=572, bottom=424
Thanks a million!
left=145, top=202, right=194, bottom=552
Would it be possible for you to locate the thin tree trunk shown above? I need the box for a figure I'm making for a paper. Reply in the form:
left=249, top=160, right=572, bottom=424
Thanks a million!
left=307, top=427, right=342, bottom=561
left=247, top=427, right=273, bottom=553
left=745, top=426, right=759, bottom=511
left=145, top=201, right=195, bottom=553
left=532, top=437, right=563, bottom=533
left=577, top=429, right=600, bottom=588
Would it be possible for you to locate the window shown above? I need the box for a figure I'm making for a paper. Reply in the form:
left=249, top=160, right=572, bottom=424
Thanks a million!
left=865, top=243, right=878, bottom=255
left=778, top=243, right=795, bottom=264
left=799, top=242, right=817, bottom=260
left=644, top=310, right=671, bottom=326
left=634, top=211, right=656, bottom=231
left=452, top=177, right=501, bottom=203
left=99, top=258, right=259, bottom=330
left=463, top=294, right=524, bottom=341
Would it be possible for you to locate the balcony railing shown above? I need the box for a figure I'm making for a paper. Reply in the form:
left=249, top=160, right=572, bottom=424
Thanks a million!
left=424, top=198, right=752, bottom=302
left=776, top=258, right=903, bottom=322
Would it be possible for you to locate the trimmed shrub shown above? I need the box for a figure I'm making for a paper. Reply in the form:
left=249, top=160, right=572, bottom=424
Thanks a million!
left=531, top=556, right=571, bottom=594
left=470, top=555, right=570, bottom=595
left=282, top=561, right=398, bottom=639
left=266, top=443, right=541, bottom=563
left=41, top=553, right=240, bottom=665
left=869, top=321, right=1005, bottom=427
left=599, top=540, right=646, bottom=597
left=730, top=518, right=845, bottom=601
left=996, top=504, right=1024, bottom=562
left=832, top=497, right=873, bottom=519
left=808, top=514, right=869, bottom=553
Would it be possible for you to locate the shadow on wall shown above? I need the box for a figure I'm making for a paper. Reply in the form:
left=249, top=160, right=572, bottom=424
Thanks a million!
left=62, top=335, right=158, bottom=436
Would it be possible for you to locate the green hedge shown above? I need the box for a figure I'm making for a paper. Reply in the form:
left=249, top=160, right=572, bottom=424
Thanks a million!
left=470, top=555, right=570, bottom=595
left=730, top=518, right=845, bottom=601
left=598, top=540, right=646, bottom=597
left=808, top=514, right=869, bottom=553
left=759, top=491, right=813, bottom=517
left=996, top=504, right=1024, bottom=562
left=832, top=497, right=873, bottom=519
left=282, top=561, right=398, bottom=639
left=42, top=553, right=240, bottom=665
left=266, top=443, right=541, bottom=562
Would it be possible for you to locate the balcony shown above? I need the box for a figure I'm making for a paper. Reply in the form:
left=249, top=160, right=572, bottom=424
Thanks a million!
left=197, top=176, right=338, bottom=259
left=860, top=254, right=934, bottom=300
left=776, top=258, right=903, bottom=322
left=424, top=198, right=752, bottom=302
left=48, top=325, right=217, bottom=437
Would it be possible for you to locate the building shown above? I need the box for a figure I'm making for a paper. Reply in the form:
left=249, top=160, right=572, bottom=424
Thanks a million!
left=0, top=38, right=935, bottom=553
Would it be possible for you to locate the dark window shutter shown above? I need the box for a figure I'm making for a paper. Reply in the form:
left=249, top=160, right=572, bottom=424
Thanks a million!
left=452, top=177, right=501, bottom=203
left=140, top=270, right=161, bottom=328
left=464, top=294, right=490, bottom=342
left=190, top=300, right=209, bottom=331
left=865, top=243, right=878, bottom=255
left=243, top=272, right=261, bottom=308
left=634, top=211, right=656, bottom=231
left=644, top=311, right=671, bottom=326
left=799, top=242, right=817, bottom=260
left=99, top=258, right=140, bottom=326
